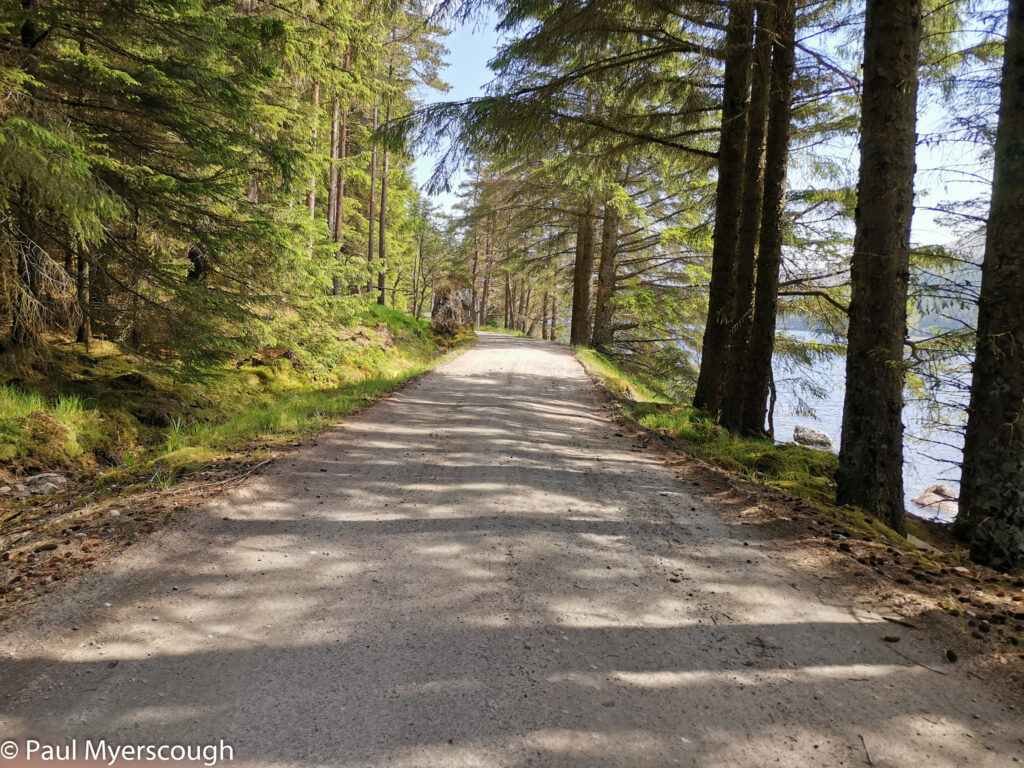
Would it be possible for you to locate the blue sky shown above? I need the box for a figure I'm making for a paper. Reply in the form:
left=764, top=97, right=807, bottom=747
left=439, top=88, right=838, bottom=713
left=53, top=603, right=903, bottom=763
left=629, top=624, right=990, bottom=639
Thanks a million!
left=412, top=12, right=501, bottom=210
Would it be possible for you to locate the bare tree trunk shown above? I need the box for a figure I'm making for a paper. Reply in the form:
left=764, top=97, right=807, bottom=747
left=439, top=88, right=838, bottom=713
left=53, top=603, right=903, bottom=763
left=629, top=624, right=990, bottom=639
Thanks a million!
left=328, top=97, right=339, bottom=236
left=956, top=0, right=1024, bottom=571
left=9, top=201, right=40, bottom=348
left=721, top=0, right=774, bottom=431
left=377, top=98, right=392, bottom=306
left=504, top=273, right=511, bottom=328
left=479, top=262, right=491, bottom=326
left=332, top=103, right=347, bottom=296
left=76, top=244, right=91, bottom=346
left=591, top=196, right=620, bottom=351
left=740, top=0, right=796, bottom=437
left=551, top=294, right=558, bottom=343
left=835, top=0, right=921, bottom=535
left=569, top=201, right=597, bottom=346
left=412, top=235, right=422, bottom=317
left=307, top=81, right=320, bottom=222
left=470, top=235, right=479, bottom=320
left=693, top=0, right=755, bottom=416
left=541, top=291, right=549, bottom=340
left=366, top=104, right=378, bottom=293
left=517, top=282, right=528, bottom=332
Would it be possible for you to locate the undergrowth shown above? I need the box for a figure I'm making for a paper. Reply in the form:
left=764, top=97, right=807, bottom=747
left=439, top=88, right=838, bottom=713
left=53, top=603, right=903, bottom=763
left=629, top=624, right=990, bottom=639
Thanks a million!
left=0, top=303, right=469, bottom=491
left=574, top=347, right=928, bottom=549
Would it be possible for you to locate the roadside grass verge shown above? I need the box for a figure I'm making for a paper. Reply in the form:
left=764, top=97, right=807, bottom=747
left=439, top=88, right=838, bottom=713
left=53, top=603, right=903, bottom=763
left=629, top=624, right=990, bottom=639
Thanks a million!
left=1, top=303, right=471, bottom=495
left=577, top=347, right=1024, bottom=664
left=574, top=347, right=928, bottom=548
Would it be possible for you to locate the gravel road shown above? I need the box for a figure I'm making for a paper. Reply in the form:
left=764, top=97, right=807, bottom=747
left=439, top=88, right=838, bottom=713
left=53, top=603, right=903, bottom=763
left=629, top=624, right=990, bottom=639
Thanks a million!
left=1, top=333, right=1020, bottom=767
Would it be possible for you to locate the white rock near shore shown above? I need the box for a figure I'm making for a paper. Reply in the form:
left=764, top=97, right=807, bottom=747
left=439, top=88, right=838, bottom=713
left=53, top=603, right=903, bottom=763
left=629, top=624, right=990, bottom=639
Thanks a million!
left=911, top=484, right=959, bottom=518
left=793, top=425, right=835, bottom=451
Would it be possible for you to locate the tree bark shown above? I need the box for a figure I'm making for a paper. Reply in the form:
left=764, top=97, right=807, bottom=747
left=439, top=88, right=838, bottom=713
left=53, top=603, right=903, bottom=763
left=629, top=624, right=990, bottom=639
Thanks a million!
left=366, top=104, right=378, bottom=293
left=740, top=0, right=796, bottom=437
left=479, top=259, right=491, bottom=326
left=955, top=0, right=1024, bottom=571
left=377, top=98, right=392, bottom=306
left=551, top=293, right=558, bottom=342
left=569, top=201, right=597, bottom=346
left=470, top=235, right=479, bottom=320
left=307, top=81, right=319, bottom=222
left=328, top=97, right=339, bottom=236
left=720, top=0, right=775, bottom=431
left=332, top=104, right=347, bottom=296
left=835, top=0, right=921, bottom=535
left=76, top=245, right=91, bottom=346
left=591, top=195, right=621, bottom=351
left=9, top=200, right=40, bottom=348
left=541, top=290, right=549, bottom=340
left=693, top=0, right=755, bottom=417
left=504, top=273, right=511, bottom=328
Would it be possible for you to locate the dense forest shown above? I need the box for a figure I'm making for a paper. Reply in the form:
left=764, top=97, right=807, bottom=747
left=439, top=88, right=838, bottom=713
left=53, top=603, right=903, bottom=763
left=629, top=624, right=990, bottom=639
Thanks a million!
left=1, top=0, right=1022, bottom=573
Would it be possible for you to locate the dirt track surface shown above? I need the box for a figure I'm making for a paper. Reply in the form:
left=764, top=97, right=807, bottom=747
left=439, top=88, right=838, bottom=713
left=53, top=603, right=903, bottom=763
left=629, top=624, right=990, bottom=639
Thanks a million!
left=1, top=333, right=1020, bottom=767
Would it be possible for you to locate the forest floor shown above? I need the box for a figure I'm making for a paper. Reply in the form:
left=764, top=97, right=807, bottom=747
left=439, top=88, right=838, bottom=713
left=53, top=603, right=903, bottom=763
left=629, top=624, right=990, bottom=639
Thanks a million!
left=0, top=333, right=1021, bottom=767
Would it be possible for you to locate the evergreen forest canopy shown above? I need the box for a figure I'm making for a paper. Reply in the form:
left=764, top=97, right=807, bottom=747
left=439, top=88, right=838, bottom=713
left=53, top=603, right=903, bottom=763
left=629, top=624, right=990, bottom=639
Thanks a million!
left=1, top=0, right=1022, bottom=572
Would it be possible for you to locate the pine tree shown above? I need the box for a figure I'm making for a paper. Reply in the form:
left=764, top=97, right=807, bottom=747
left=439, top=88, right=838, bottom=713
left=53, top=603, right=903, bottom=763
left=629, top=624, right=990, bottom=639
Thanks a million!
left=835, top=0, right=923, bottom=534
left=956, top=0, right=1024, bottom=571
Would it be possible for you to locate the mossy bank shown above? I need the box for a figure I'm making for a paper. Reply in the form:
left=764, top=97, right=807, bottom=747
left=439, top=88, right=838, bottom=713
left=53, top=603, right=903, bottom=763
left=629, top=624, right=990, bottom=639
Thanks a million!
left=1, top=304, right=471, bottom=498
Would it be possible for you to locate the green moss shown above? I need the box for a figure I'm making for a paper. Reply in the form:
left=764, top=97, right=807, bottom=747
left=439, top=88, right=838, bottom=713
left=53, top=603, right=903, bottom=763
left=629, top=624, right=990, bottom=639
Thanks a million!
left=574, top=347, right=911, bottom=547
left=574, top=348, right=669, bottom=403
left=0, top=301, right=462, bottom=493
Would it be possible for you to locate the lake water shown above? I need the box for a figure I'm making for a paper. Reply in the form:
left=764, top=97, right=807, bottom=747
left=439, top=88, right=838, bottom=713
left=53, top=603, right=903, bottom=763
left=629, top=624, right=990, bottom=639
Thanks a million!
left=771, top=330, right=965, bottom=523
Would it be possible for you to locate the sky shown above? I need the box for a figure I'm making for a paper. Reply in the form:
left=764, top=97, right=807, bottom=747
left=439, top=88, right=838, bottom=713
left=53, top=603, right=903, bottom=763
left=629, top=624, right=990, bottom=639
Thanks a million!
left=411, top=12, right=501, bottom=212
left=413, top=14, right=992, bottom=247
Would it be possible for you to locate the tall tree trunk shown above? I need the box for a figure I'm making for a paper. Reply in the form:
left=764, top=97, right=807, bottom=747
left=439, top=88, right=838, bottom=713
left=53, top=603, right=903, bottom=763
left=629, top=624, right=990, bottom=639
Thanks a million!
left=740, top=0, right=797, bottom=437
left=332, top=103, right=347, bottom=296
left=551, top=293, right=558, bottom=343
left=693, top=0, right=755, bottom=416
left=328, top=97, right=339, bottom=236
left=835, top=0, right=921, bottom=535
left=591, top=196, right=621, bottom=351
left=720, top=0, right=775, bottom=431
left=569, top=202, right=597, bottom=346
left=470, top=235, right=479, bottom=320
left=955, top=0, right=1024, bottom=571
left=479, top=261, right=491, bottom=326
left=504, top=273, right=511, bottom=328
left=366, top=104, right=378, bottom=293
left=479, top=219, right=495, bottom=325
left=541, top=290, right=549, bottom=340
left=517, top=282, right=528, bottom=332
left=9, top=201, right=40, bottom=348
left=76, top=245, right=91, bottom=346
left=307, top=81, right=319, bottom=221
left=412, top=234, right=422, bottom=317
left=377, top=98, right=391, bottom=306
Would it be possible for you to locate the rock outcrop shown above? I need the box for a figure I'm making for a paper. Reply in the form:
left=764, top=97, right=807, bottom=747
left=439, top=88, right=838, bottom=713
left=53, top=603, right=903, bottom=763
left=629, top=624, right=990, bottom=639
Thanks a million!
left=430, top=286, right=474, bottom=338
left=911, top=484, right=959, bottom=518
left=793, top=425, right=835, bottom=451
